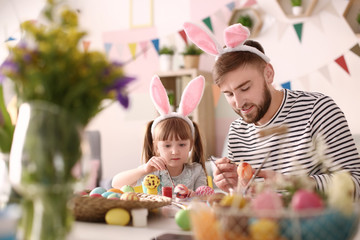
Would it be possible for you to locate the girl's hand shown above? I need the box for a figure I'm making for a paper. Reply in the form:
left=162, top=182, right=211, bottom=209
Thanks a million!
left=143, top=156, right=167, bottom=174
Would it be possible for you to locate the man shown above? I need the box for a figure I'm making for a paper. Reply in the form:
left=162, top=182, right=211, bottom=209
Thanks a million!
left=183, top=22, right=360, bottom=196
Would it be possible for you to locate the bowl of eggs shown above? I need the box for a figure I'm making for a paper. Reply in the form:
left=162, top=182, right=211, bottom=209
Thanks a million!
left=190, top=168, right=360, bottom=240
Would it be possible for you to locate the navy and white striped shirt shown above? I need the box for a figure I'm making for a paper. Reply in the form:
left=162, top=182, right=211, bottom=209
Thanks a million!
left=227, top=89, right=360, bottom=196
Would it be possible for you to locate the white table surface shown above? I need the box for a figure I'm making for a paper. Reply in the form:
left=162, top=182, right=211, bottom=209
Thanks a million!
left=67, top=205, right=192, bottom=240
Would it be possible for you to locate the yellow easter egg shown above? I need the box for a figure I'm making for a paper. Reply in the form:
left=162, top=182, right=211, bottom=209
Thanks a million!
left=249, top=219, right=279, bottom=240
left=105, top=208, right=130, bottom=226
left=219, top=194, right=247, bottom=209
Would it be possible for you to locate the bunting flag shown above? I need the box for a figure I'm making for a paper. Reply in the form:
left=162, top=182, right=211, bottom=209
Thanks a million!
left=104, top=42, right=112, bottom=57
left=334, top=55, right=350, bottom=75
left=310, top=15, right=324, bottom=32
left=318, top=65, right=332, bottom=83
left=350, top=44, right=360, bottom=57
left=5, top=37, right=16, bottom=42
left=281, top=81, right=291, bottom=90
left=151, top=39, right=159, bottom=54
left=212, top=84, right=221, bottom=107
left=226, top=2, right=236, bottom=11
left=293, top=23, right=303, bottom=43
left=82, top=41, right=90, bottom=52
left=242, top=0, right=257, bottom=7
left=178, top=30, right=188, bottom=45
left=139, top=41, right=149, bottom=58
left=128, top=43, right=137, bottom=60
left=324, top=3, right=339, bottom=17
left=202, top=17, right=214, bottom=33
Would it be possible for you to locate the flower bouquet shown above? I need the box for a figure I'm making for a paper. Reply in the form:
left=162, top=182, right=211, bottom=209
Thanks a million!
left=0, top=0, right=134, bottom=239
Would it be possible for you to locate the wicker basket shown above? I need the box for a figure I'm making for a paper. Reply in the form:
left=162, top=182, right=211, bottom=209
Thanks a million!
left=72, top=193, right=171, bottom=222
left=190, top=202, right=360, bottom=240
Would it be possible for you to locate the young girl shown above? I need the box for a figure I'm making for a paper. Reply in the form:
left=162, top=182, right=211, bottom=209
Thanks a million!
left=112, top=75, right=208, bottom=193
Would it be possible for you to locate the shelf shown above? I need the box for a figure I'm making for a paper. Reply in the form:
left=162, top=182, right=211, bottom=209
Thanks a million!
left=156, top=69, right=216, bottom=158
left=276, top=0, right=318, bottom=18
left=228, top=7, right=263, bottom=38
left=343, top=0, right=360, bottom=35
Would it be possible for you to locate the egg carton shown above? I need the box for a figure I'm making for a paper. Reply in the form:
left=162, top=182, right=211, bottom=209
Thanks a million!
left=72, top=193, right=171, bottom=222
left=190, top=204, right=360, bottom=240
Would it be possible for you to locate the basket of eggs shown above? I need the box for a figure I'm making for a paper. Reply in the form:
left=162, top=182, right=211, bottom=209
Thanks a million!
left=190, top=162, right=360, bottom=240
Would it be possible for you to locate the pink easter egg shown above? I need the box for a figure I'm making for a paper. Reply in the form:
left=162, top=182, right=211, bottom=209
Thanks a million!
left=174, top=184, right=189, bottom=199
left=251, top=190, right=283, bottom=217
left=195, top=186, right=215, bottom=196
left=291, top=189, right=324, bottom=212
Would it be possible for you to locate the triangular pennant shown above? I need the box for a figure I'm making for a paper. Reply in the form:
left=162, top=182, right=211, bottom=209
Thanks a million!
left=104, top=43, right=112, bottom=57
left=318, top=65, right=332, bottom=83
left=202, top=17, right=214, bottom=33
left=324, top=3, right=339, bottom=17
left=277, top=21, right=289, bottom=41
left=5, top=36, right=16, bottom=42
left=212, top=84, right=221, bottom=107
left=214, top=9, right=226, bottom=24
left=242, top=0, right=257, bottom=7
left=293, top=23, right=303, bottom=43
left=350, top=44, right=360, bottom=58
left=82, top=41, right=90, bottom=52
left=128, top=43, right=137, bottom=60
left=151, top=38, right=160, bottom=54
left=334, top=55, right=350, bottom=75
left=178, top=30, right=188, bottom=45
left=310, top=15, right=323, bottom=32
left=226, top=2, right=236, bottom=11
left=281, top=81, right=291, bottom=90
left=139, top=41, right=148, bottom=58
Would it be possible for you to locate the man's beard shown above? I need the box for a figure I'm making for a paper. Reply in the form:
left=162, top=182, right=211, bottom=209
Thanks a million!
left=234, top=83, right=272, bottom=124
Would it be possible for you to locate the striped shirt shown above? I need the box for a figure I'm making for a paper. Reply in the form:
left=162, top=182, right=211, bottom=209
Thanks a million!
left=227, top=89, right=360, bottom=196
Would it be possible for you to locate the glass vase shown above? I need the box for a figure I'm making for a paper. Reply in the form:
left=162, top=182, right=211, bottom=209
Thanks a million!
left=0, top=153, right=10, bottom=209
left=9, top=101, right=90, bottom=240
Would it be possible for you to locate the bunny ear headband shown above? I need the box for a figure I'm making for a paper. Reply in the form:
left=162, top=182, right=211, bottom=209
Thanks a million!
left=183, top=22, right=270, bottom=63
left=150, top=75, right=205, bottom=137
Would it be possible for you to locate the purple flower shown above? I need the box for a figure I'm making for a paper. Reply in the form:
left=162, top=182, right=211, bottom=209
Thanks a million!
left=0, top=58, right=19, bottom=80
left=107, top=76, right=135, bottom=108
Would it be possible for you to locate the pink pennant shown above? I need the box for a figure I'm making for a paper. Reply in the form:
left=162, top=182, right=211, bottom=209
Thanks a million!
left=139, top=41, right=148, bottom=58
left=335, top=55, right=350, bottom=75
left=241, top=0, right=257, bottom=7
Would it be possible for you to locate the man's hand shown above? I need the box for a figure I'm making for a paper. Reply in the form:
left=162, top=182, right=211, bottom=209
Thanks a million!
left=212, top=157, right=238, bottom=192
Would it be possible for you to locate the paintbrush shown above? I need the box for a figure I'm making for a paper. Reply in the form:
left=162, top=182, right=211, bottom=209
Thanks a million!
left=165, top=165, right=176, bottom=189
left=209, top=156, right=235, bottom=192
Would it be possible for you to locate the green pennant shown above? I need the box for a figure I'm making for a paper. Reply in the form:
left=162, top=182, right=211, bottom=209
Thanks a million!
left=293, top=23, right=303, bottom=43
left=202, top=17, right=213, bottom=33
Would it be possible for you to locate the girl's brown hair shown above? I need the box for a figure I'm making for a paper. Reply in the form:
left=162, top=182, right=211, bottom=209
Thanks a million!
left=141, top=118, right=207, bottom=175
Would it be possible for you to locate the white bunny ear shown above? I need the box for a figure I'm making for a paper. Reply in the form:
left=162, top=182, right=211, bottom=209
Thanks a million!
left=183, top=22, right=223, bottom=56
left=223, top=23, right=250, bottom=48
left=178, top=75, right=205, bottom=117
left=150, top=75, right=171, bottom=115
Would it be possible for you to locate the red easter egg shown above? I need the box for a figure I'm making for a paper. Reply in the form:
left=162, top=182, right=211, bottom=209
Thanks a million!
left=174, top=184, right=189, bottom=199
left=291, top=189, right=324, bottom=212
left=237, top=162, right=253, bottom=181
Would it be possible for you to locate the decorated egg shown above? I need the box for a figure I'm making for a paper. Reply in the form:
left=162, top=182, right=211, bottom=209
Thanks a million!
left=107, top=188, right=124, bottom=194
left=219, top=194, right=247, bottom=209
left=251, top=190, right=283, bottom=217
left=290, top=189, right=324, bottom=212
left=120, top=185, right=135, bottom=193
left=143, top=174, right=160, bottom=195
left=120, top=192, right=139, bottom=201
left=101, top=192, right=114, bottom=198
left=250, top=219, right=279, bottom=240
left=107, top=193, right=121, bottom=199
left=90, top=193, right=103, bottom=198
left=89, top=187, right=106, bottom=196
left=105, top=208, right=130, bottom=226
left=327, top=171, right=354, bottom=215
left=175, top=209, right=191, bottom=231
left=195, top=186, right=215, bottom=197
left=237, top=162, right=253, bottom=186
left=174, top=184, right=189, bottom=199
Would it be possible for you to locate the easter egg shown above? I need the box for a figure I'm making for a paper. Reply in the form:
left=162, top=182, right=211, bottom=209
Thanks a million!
left=120, top=192, right=139, bottom=201
left=237, top=162, right=253, bottom=183
left=251, top=190, right=283, bottom=217
left=90, top=193, right=103, bottom=198
left=175, top=209, right=191, bottom=231
left=250, top=219, right=279, bottom=240
left=207, top=192, right=226, bottom=206
left=143, top=175, right=160, bottom=189
left=219, top=194, right=247, bottom=209
left=107, top=193, right=120, bottom=199
left=105, top=208, right=130, bottom=226
left=291, top=189, right=324, bottom=212
left=89, top=187, right=106, bottom=196
left=195, top=186, right=215, bottom=197
left=120, top=185, right=135, bottom=193
left=174, top=184, right=189, bottom=199
left=101, top=192, right=114, bottom=198
left=107, top=188, right=124, bottom=194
